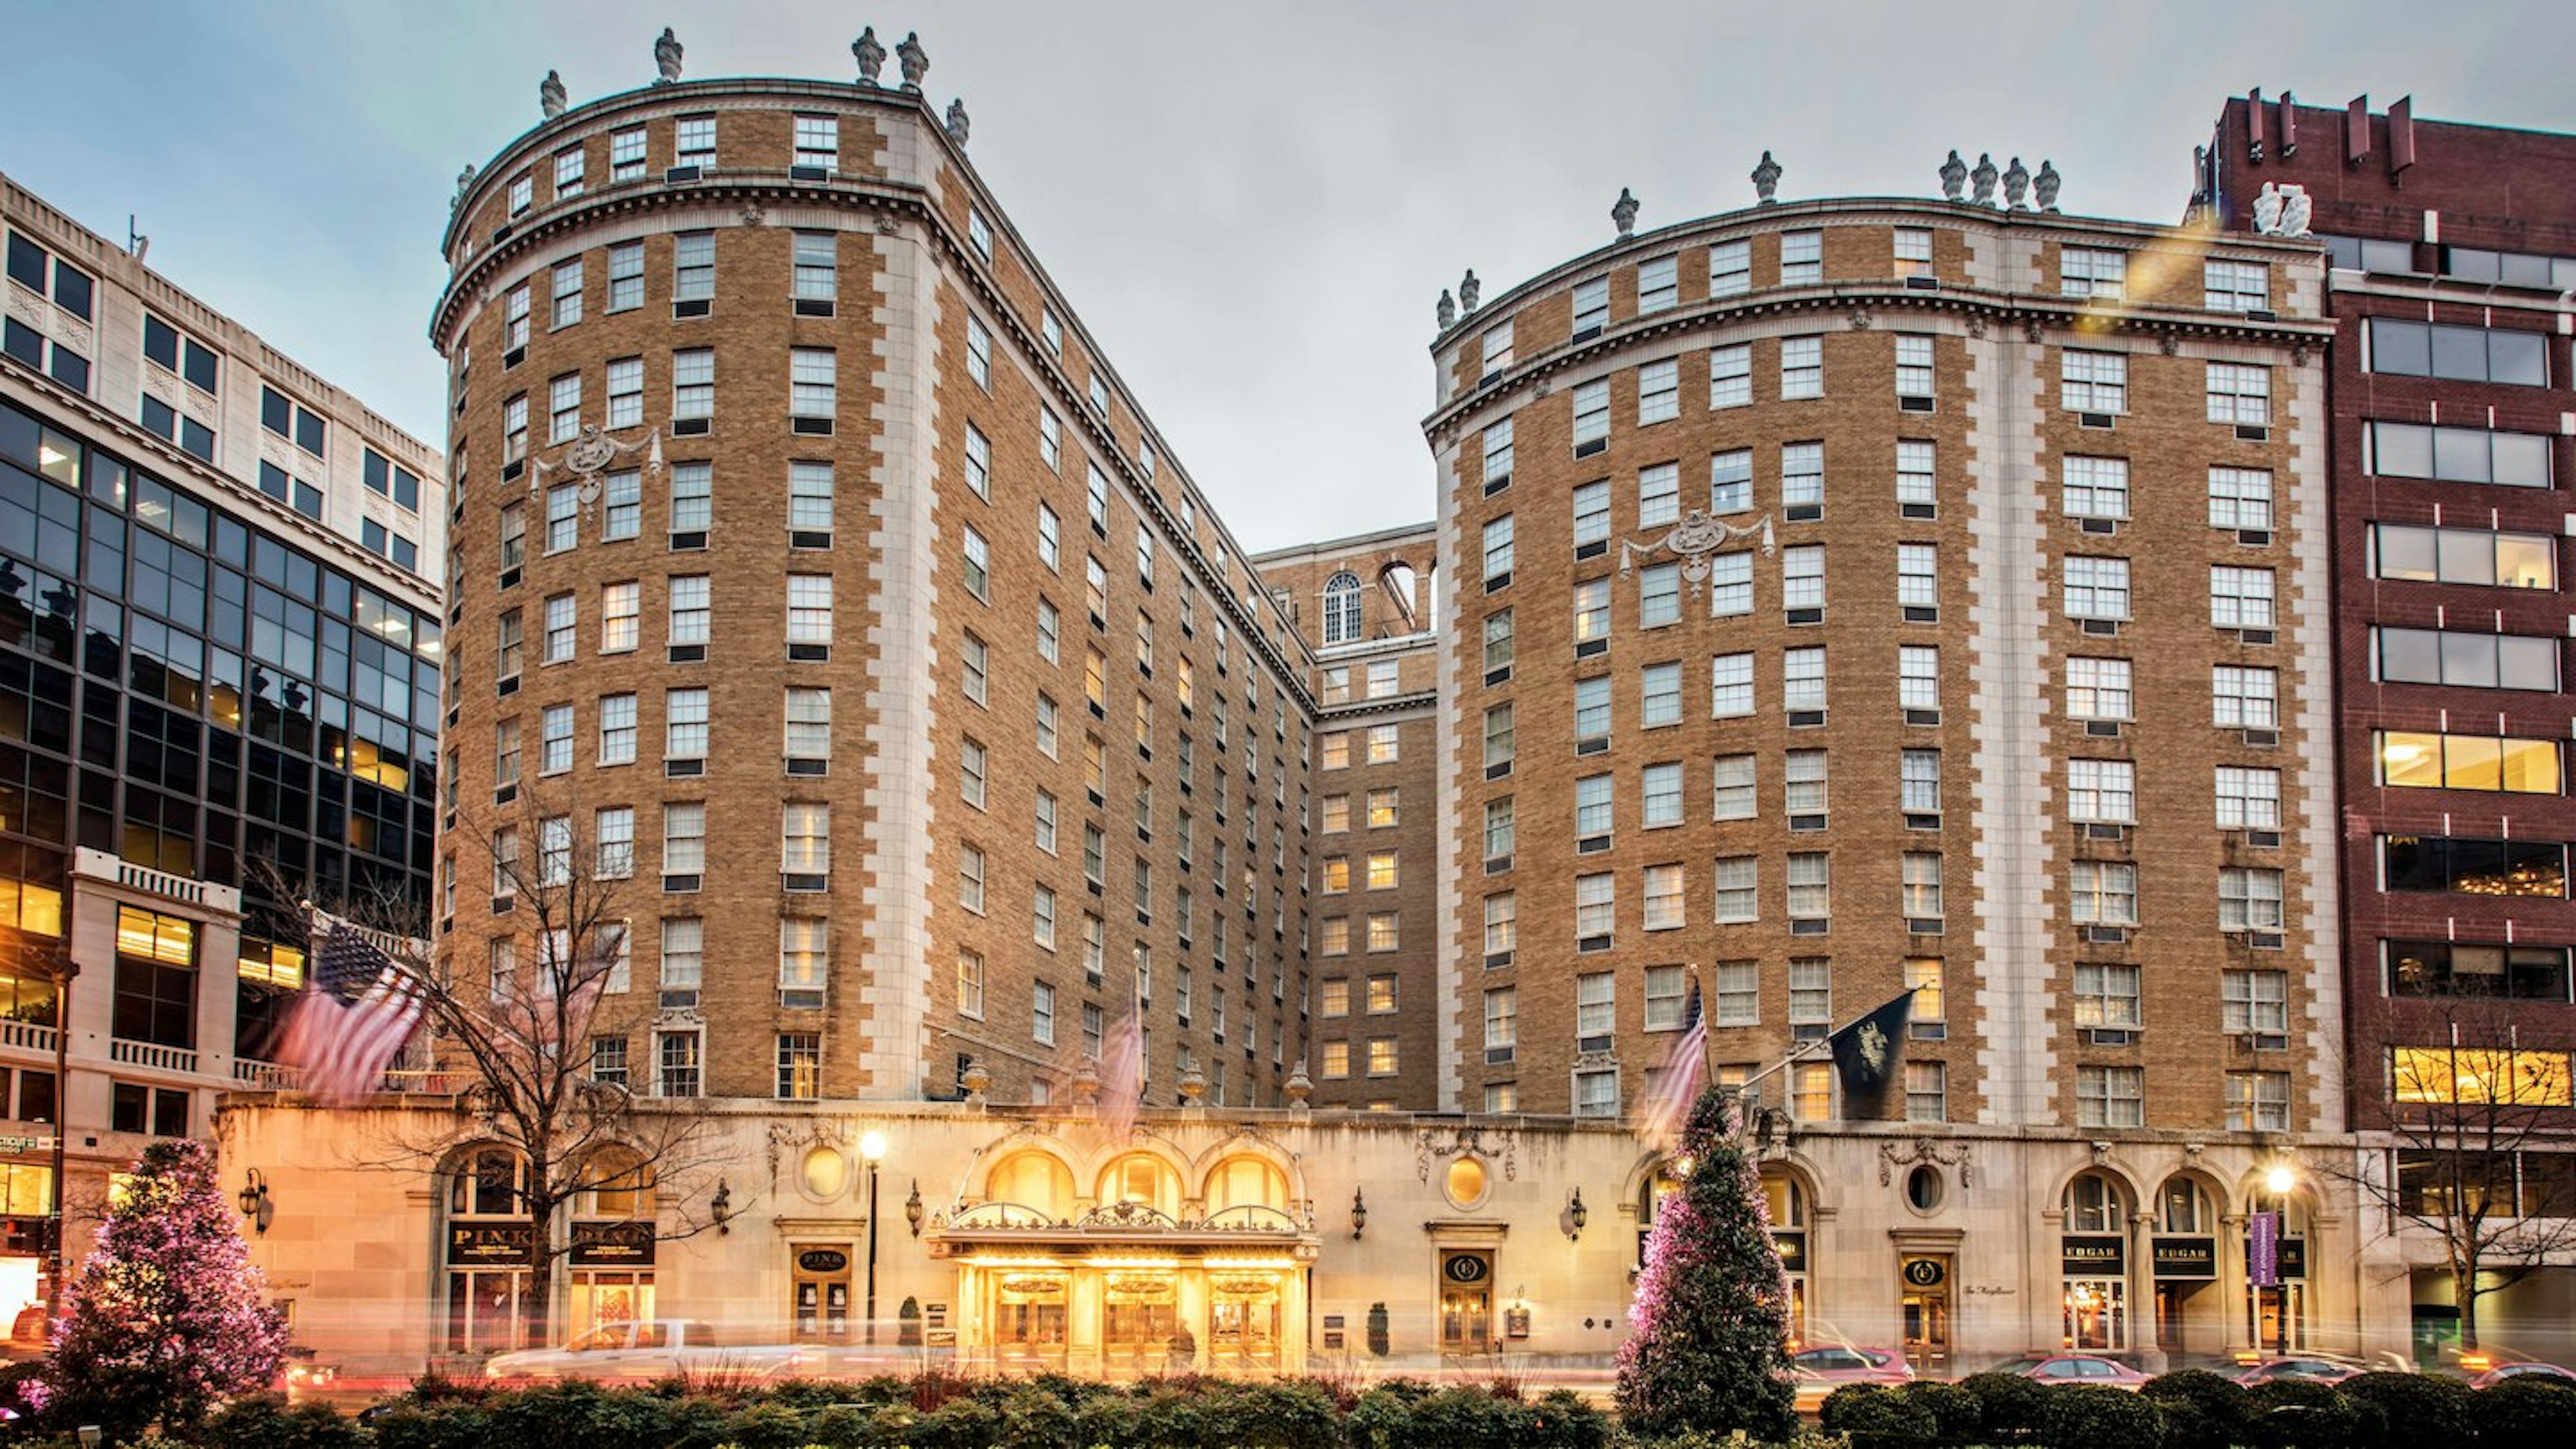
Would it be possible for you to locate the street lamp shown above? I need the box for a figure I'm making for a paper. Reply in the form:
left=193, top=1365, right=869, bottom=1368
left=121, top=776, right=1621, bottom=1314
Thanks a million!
left=860, top=1130, right=888, bottom=1346
left=2263, top=1163, right=2296, bottom=1356
left=1563, top=1188, right=1589, bottom=1241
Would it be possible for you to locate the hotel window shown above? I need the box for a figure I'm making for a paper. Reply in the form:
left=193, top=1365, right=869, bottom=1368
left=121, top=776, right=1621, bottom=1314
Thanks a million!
left=665, top=688, right=708, bottom=762
left=1713, top=856, right=1758, bottom=923
left=1701, top=960, right=1754, bottom=1024
left=1896, top=543, right=1937, bottom=614
left=1707, top=551, right=1751, bottom=617
left=964, top=634, right=989, bottom=704
left=1364, top=723, right=1399, bottom=764
left=1483, top=703, right=1514, bottom=772
left=1638, top=358, right=1679, bottom=424
left=782, top=802, right=830, bottom=881
left=1790, top=1062, right=1833, bottom=1122
left=1780, top=335, right=1823, bottom=398
left=673, top=231, right=714, bottom=302
left=787, top=574, right=833, bottom=650
left=1906, top=1062, right=1947, bottom=1124
left=598, top=582, right=639, bottom=654
left=2061, top=247, right=2127, bottom=299
left=794, top=113, right=839, bottom=170
left=659, top=918, right=704, bottom=1006
left=1483, top=418, right=1514, bottom=489
left=962, top=527, right=991, bottom=602
left=1085, top=465, right=1108, bottom=531
left=1364, top=660, right=1399, bottom=700
left=2060, top=350, right=2126, bottom=412
left=1786, top=853, right=1830, bottom=925
left=775, top=1034, right=822, bottom=1101
left=2204, top=258, right=2269, bottom=311
left=1780, top=443, right=1823, bottom=517
left=2367, top=318, right=2548, bottom=385
left=1787, top=957, right=1831, bottom=1032
left=502, top=393, right=529, bottom=463
left=1901, top=853, right=1943, bottom=917
left=1575, top=676, right=1612, bottom=747
left=507, top=171, right=533, bottom=215
left=2206, top=363, right=2270, bottom=427
left=2070, top=861, right=2138, bottom=925
left=1034, top=691, right=1060, bottom=755
left=2206, top=467, right=2273, bottom=531
left=1366, top=851, right=1399, bottom=890
left=599, top=358, right=643, bottom=431
left=2062, top=456, right=2128, bottom=521
left=1575, top=773, right=1614, bottom=842
left=1576, top=971, right=1615, bottom=1044
left=2065, top=657, right=2131, bottom=720
left=543, top=593, right=577, bottom=662
left=1693, top=347, right=1750, bottom=419
left=548, top=372, right=582, bottom=443
left=657, top=1032, right=702, bottom=1098
left=2366, top=421, right=2552, bottom=487
left=2067, top=759, right=2135, bottom=822
left=1780, top=229, right=1822, bottom=285
left=608, top=127, right=645, bottom=180
left=966, top=315, right=991, bottom=389
left=1367, top=787, right=1399, bottom=827
left=1573, top=577, right=1611, bottom=645
left=2205, top=666, right=2277, bottom=733
left=792, top=231, right=837, bottom=302
left=777, top=686, right=830, bottom=766
left=1644, top=863, right=1686, bottom=929
left=1894, top=226, right=1933, bottom=278
left=1485, top=987, right=1517, bottom=1061
left=2078, top=1065, right=2145, bottom=1128
left=1707, top=447, right=1753, bottom=515
left=2076, top=963, right=2141, bottom=1030
left=1784, top=749, right=1827, bottom=824
left=1642, top=661, right=1682, bottom=727
left=1899, top=645, right=1939, bottom=713
left=1482, top=515, right=1514, bottom=582
left=594, top=806, right=636, bottom=877
left=607, top=242, right=643, bottom=311
left=2210, top=566, right=2275, bottom=629
left=957, top=845, right=987, bottom=914
left=1709, top=239, right=1750, bottom=296
left=1782, top=646, right=1825, bottom=713
left=1572, top=380, right=1611, bottom=453
left=538, top=816, right=573, bottom=887
left=971, top=208, right=996, bottom=264
left=1367, top=1038, right=1399, bottom=1077
left=1901, top=749, right=1940, bottom=814
left=1781, top=541, right=1824, bottom=615
left=1905, top=957, right=1944, bottom=1024
left=2063, top=556, right=2129, bottom=621
left=2375, top=627, right=2559, bottom=691
left=1481, top=321, right=1513, bottom=380
left=1896, top=440, right=1936, bottom=511
left=672, top=347, right=713, bottom=421
left=543, top=483, right=581, bottom=554
left=2226, top=1071, right=2291, bottom=1132
left=1482, top=797, right=1512, bottom=858
left=2215, top=766, right=2282, bottom=829
left=1641, top=761, right=1683, bottom=826
left=1574, top=873, right=1615, bottom=942
left=1367, top=914, right=1399, bottom=951
left=790, top=348, right=836, bottom=425
left=1713, top=755, right=1755, bottom=821
left=1571, top=276, right=1609, bottom=337
left=1484, top=892, right=1517, bottom=954
left=496, top=610, right=525, bottom=684
left=2371, top=523, right=2556, bottom=588
left=667, top=575, right=710, bottom=647
left=2377, top=731, right=2563, bottom=794
left=1711, top=651, right=1754, bottom=717
left=1633, top=463, right=1682, bottom=531
left=551, top=258, right=584, bottom=329
left=674, top=115, right=715, bottom=167
left=2219, top=867, right=2284, bottom=931
left=1320, top=1041, right=1348, bottom=1079
left=1572, top=480, right=1611, bottom=551
left=1895, top=335, right=1934, bottom=401
left=1637, top=255, right=1678, bottom=313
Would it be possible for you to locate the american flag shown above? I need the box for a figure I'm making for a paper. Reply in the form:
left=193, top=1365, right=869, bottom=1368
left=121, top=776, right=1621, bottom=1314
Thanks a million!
left=275, top=921, right=424, bottom=1104
left=1095, top=994, right=1146, bottom=1141
left=1636, top=974, right=1707, bottom=1149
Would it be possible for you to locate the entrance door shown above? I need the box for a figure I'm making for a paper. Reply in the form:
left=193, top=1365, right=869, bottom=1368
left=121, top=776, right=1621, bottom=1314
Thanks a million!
left=993, top=1273, right=1069, bottom=1373
left=1103, top=1275, right=1177, bottom=1376
left=1438, top=1250, right=1494, bottom=1355
left=1899, top=1256, right=1951, bottom=1379
left=1210, top=1283, right=1281, bottom=1373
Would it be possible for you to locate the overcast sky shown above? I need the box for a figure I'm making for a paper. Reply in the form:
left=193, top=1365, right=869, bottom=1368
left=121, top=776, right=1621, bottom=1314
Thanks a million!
left=8, top=1, right=2571, bottom=551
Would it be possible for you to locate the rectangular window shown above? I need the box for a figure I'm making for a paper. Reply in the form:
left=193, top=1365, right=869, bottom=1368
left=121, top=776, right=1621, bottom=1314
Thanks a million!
left=2371, top=523, right=2555, bottom=588
left=665, top=687, right=708, bottom=761
left=2380, top=835, right=2568, bottom=900
left=2061, top=350, right=2127, bottom=412
left=1780, top=335, right=1823, bottom=398
left=667, top=574, right=710, bottom=645
left=551, top=258, right=584, bottom=329
left=1709, top=447, right=1752, bottom=514
left=2206, top=363, right=2271, bottom=426
left=2212, top=665, right=2279, bottom=727
left=1573, top=577, right=1611, bottom=645
left=1902, top=853, right=1943, bottom=916
left=2367, top=421, right=2552, bottom=488
left=607, top=241, right=643, bottom=311
left=1786, top=852, right=1829, bottom=923
left=1576, top=970, right=1615, bottom=1041
left=610, top=127, right=646, bottom=180
left=1711, top=960, right=1758, bottom=1024
left=966, top=316, right=992, bottom=389
left=2207, top=467, right=2273, bottom=531
left=2215, top=765, right=2283, bottom=829
left=1575, top=873, right=1615, bottom=941
left=1896, top=440, right=1936, bottom=508
left=1571, top=480, right=1611, bottom=550
left=787, top=574, right=833, bottom=647
left=598, top=580, right=639, bottom=654
left=1574, top=676, right=1612, bottom=747
left=673, top=231, right=714, bottom=302
left=1483, top=417, right=1514, bottom=487
left=1895, top=335, right=1934, bottom=400
left=672, top=348, right=713, bottom=420
left=1707, top=343, right=1752, bottom=410
left=794, top=114, right=839, bottom=170
left=674, top=115, right=715, bottom=166
left=2063, top=556, right=2131, bottom=621
left=1906, top=1062, right=1947, bottom=1124
left=2366, top=319, right=2548, bottom=385
left=2204, top=258, right=2269, bottom=311
left=1485, top=987, right=1517, bottom=1059
left=2078, top=1065, right=2145, bottom=1128
left=1780, top=229, right=1822, bottom=285
left=1894, top=226, right=1933, bottom=277
left=1897, top=543, right=1938, bottom=613
left=1637, top=256, right=1678, bottom=314
left=1571, top=276, right=1609, bottom=337
left=1902, top=749, right=1941, bottom=814
left=660, top=918, right=703, bottom=1003
left=2226, top=1071, right=2291, bottom=1132
left=2375, top=627, right=2560, bottom=692
left=2067, top=758, right=2135, bottom=822
left=1482, top=515, right=1515, bottom=581
left=2376, top=731, right=2564, bottom=794
left=1782, top=646, right=1825, bottom=712
left=1638, top=358, right=1679, bottom=423
left=1572, top=380, right=1611, bottom=453
left=1906, top=957, right=1945, bottom=1023
left=2070, top=861, right=2139, bottom=925
left=1641, top=661, right=1682, bottom=727
left=2061, top=247, right=2127, bottom=299
left=2220, top=867, right=2286, bottom=931
left=2065, top=657, right=2131, bottom=720
left=2076, top=963, right=2142, bottom=1030
left=2062, top=456, right=2129, bottom=520
left=1712, top=755, right=1755, bottom=820
left=1484, top=892, right=1517, bottom=954
left=1709, top=239, right=1750, bottom=296
left=548, top=372, right=582, bottom=443
left=1899, top=645, right=1939, bottom=712
left=1780, top=443, right=1824, bottom=517
left=785, top=687, right=831, bottom=764
left=1784, top=749, right=1827, bottom=822
left=1713, top=855, right=1758, bottom=923
left=1483, top=703, right=1515, bottom=771
left=790, top=347, right=836, bottom=422
left=777, top=917, right=827, bottom=1008
left=1707, top=551, right=1752, bottom=616
left=1788, top=957, right=1831, bottom=1028
left=2209, top=566, right=2275, bottom=629
left=792, top=231, right=837, bottom=301
left=543, top=592, right=577, bottom=662
left=1710, top=651, right=1754, bottom=717
left=1481, top=321, right=1513, bottom=380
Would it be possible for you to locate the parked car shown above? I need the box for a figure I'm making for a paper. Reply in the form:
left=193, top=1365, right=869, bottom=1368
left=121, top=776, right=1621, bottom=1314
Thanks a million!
left=2012, top=1353, right=2151, bottom=1389
left=482, top=1319, right=801, bottom=1383
left=2469, top=1360, right=2576, bottom=1388
left=1791, top=1344, right=1913, bottom=1408
left=2232, top=1354, right=2362, bottom=1386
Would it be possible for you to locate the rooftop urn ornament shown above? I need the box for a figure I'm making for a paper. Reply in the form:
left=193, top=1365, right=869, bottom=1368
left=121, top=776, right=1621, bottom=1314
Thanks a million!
left=1459, top=268, right=1481, bottom=313
left=2279, top=182, right=2313, bottom=238
left=1436, top=288, right=1456, bottom=331
left=853, top=25, right=887, bottom=85
left=2035, top=158, right=2061, bottom=211
left=540, top=69, right=567, bottom=119
left=653, top=27, right=683, bottom=85
left=1611, top=186, right=1640, bottom=237
left=1752, top=150, right=1782, bottom=203
left=1971, top=152, right=1998, bottom=205
left=2252, top=180, right=2284, bottom=235
left=2003, top=155, right=2030, bottom=209
left=945, top=98, right=970, bottom=146
left=450, top=162, right=477, bottom=213
left=897, top=30, right=928, bottom=91
left=1939, top=149, right=1968, bottom=201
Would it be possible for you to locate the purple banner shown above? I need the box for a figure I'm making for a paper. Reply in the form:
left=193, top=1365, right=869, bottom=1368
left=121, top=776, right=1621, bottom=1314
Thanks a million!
left=2249, top=1210, right=2279, bottom=1288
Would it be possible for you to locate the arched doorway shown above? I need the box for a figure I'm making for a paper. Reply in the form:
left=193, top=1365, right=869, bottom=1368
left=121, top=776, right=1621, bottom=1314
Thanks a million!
left=440, top=1145, right=533, bottom=1354
left=2060, top=1171, right=2132, bottom=1350
left=2149, top=1174, right=2220, bottom=1354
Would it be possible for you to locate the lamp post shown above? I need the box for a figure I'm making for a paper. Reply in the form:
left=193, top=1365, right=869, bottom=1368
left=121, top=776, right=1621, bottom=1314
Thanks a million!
left=860, top=1130, right=888, bottom=1346
left=2263, top=1163, right=2296, bottom=1356
left=40, top=953, right=76, bottom=1330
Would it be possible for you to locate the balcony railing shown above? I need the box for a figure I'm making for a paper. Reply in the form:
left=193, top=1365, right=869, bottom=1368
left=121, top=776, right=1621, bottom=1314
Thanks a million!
left=0, top=1020, right=59, bottom=1054
left=109, top=1038, right=199, bottom=1075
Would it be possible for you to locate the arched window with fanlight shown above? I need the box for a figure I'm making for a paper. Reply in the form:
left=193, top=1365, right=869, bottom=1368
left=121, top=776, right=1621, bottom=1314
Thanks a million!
left=1321, top=571, right=1363, bottom=644
left=2061, top=1171, right=2132, bottom=1350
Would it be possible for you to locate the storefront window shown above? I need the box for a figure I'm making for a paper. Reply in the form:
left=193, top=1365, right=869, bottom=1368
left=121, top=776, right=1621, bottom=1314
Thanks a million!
left=1761, top=1169, right=1811, bottom=1344
left=444, top=1148, right=532, bottom=1353
left=2061, top=1171, right=2131, bottom=1350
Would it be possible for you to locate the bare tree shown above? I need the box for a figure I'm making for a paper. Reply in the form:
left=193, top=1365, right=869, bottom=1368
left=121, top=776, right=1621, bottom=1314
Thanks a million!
left=2337, top=998, right=2576, bottom=1354
left=254, top=787, right=725, bottom=1348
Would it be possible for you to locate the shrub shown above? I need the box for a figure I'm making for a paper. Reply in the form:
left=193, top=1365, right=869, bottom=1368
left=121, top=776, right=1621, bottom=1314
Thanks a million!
left=911, top=1393, right=1002, bottom=1449
left=987, top=1382, right=1078, bottom=1449
left=1957, top=1371, right=2050, bottom=1442
left=1217, top=1381, right=1341, bottom=1449
left=485, top=1380, right=691, bottom=1449
left=364, top=1401, right=495, bottom=1449
left=2339, top=1370, right=2470, bottom=1448
left=2041, top=1384, right=2167, bottom=1449
left=808, top=1401, right=875, bottom=1448
left=1900, top=1381, right=1980, bottom=1442
left=1531, top=1387, right=1615, bottom=1449
left=197, top=1393, right=365, bottom=1449
left=2140, top=1368, right=2249, bottom=1449
left=2242, top=1379, right=2367, bottom=1449
left=1347, top=1385, right=1420, bottom=1449
left=2473, top=1377, right=2576, bottom=1441
left=1821, top=1383, right=1937, bottom=1448
left=720, top=1399, right=816, bottom=1449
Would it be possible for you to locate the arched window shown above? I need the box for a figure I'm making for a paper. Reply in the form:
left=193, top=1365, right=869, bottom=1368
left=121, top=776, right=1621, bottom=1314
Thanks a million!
left=988, top=1151, right=1073, bottom=1217
left=585, top=1147, right=654, bottom=1219
left=2156, top=1175, right=2212, bottom=1234
left=1099, top=1152, right=1181, bottom=1218
left=2063, top=1171, right=2127, bottom=1232
left=1321, top=572, right=1363, bottom=645
left=449, top=1147, right=525, bottom=1217
left=1206, top=1155, right=1288, bottom=1213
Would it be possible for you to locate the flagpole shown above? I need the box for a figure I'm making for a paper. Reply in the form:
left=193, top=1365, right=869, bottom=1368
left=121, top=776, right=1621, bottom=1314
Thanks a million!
left=1724, top=987, right=1921, bottom=1101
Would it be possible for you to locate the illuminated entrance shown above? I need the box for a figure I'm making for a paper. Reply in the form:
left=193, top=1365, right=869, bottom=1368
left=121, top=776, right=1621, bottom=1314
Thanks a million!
left=925, top=1145, right=1318, bottom=1377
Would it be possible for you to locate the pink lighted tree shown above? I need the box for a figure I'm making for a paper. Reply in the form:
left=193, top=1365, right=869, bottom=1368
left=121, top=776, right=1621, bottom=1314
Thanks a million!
left=1615, top=1086, right=1798, bottom=1441
left=43, top=1139, right=289, bottom=1440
